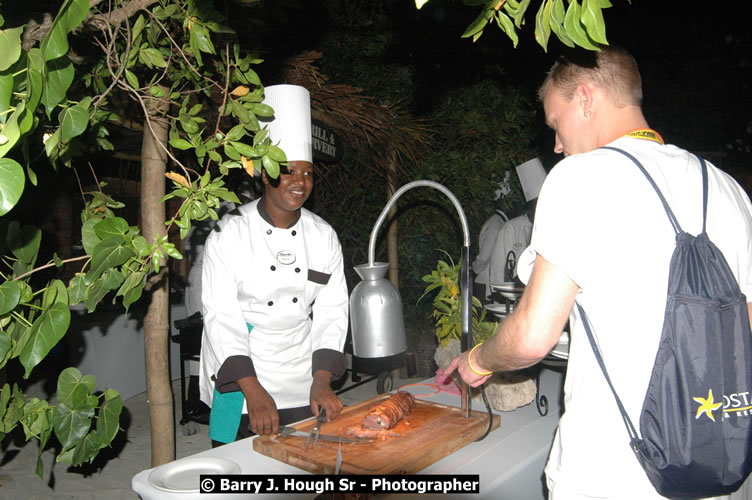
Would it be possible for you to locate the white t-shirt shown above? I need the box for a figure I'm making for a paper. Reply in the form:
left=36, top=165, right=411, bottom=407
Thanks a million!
left=517, top=136, right=752, bottom=499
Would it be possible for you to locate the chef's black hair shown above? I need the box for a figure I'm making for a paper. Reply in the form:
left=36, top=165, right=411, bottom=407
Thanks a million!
left=262, top=164, right=291, bottom=189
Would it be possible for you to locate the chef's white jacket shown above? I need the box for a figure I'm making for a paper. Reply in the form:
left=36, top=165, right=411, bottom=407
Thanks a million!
left=199, top=199, right=348, bottom=411
left=488, top=213, right=532, bottom=285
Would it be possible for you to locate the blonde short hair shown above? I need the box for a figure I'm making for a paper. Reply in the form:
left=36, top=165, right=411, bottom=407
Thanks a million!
left=538, top=47, right=643, bottom=108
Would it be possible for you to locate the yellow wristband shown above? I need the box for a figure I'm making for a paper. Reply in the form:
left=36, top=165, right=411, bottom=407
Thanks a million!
left=468, top=343, right=493, bottom=376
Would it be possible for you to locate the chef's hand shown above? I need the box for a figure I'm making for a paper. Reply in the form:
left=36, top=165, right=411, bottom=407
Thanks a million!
left=238, top=376, right=279, bottom=435
left=445, top=347, right=493, bottom=388
left=310, top=370, right=343, bottom=421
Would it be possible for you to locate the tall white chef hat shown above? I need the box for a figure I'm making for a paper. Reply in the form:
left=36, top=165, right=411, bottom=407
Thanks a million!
left=260, top=84, right=312, bottom=163
left=516, top=157, right=547, bottom=202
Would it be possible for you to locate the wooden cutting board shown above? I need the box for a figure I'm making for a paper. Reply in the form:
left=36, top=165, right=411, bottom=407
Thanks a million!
left=253, top=393, right=500, bottom=475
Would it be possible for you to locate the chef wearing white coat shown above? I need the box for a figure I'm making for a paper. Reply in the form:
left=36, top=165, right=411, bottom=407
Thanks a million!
left=200, top=85, right=348, bottom=444
left=489, top=157, right=547, bottom=285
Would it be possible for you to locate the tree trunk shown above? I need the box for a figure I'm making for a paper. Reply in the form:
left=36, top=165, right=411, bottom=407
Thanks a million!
left=139, top=89, right=174, bottom=467
left=386, top=151, right=399, bottom=288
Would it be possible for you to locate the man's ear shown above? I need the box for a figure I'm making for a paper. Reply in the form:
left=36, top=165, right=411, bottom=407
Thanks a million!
left=576, top=83, right=593, bottom=117
left=260, top=168, right=269, bottom=186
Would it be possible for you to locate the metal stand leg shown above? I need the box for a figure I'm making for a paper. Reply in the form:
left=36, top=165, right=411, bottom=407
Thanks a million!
left=179, top=350, right=189, bottom=424
left=535, top=368, right=549, bottom=416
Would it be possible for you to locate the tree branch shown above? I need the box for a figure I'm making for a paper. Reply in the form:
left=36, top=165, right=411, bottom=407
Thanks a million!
left=87, top=0, right=161, bottom=31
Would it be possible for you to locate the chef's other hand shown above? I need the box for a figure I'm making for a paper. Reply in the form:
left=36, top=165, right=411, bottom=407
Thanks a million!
left=310, top=370, right=343, bottom=421
left=445, top=350, right=492, bottom=388
left=238, top=376, right=279, bottom=435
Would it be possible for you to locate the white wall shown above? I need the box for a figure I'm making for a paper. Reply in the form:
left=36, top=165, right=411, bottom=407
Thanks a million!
left=67, top=302, right=186, bottom=401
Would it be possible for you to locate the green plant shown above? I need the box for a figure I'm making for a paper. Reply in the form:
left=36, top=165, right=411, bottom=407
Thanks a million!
left=420, top=252, right=497, bottom=348
left=0, top=0, right=282, bottom=471
left=416, top=0, right=613, bottom=51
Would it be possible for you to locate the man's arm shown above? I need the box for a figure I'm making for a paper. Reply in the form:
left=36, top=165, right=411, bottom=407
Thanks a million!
left=447, top=253, right=578, bottom=386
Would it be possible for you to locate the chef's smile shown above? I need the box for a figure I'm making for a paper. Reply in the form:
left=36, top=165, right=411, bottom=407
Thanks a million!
left=263, top=160, right=314, bottom=223
left=279, top=161, right=313, bottom=208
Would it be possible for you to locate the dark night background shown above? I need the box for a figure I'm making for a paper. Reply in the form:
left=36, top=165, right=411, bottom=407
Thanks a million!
left=248, top=0, right=752, bottom=176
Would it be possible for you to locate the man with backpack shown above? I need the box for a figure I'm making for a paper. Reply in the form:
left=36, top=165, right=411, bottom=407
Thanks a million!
left=446, top=47, right=752, bottom=499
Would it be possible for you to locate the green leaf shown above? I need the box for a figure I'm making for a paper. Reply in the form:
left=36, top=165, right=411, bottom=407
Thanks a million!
left=511, top=0, right=531, bottom=28
left=231, top=100, right=250, bottom=124
left=0, top=331, right=12, bottom=366
left=95, top=389, right=122, bottom=445
left=59, top=98, right=91, bottom=142
left=43, top=57, right=75, bottom=117
left=190, top=23, right=215, bottom=55
left=0, top=281, right=21, bottom=315
left=132, top=235, right=149, bottom=258
left=81, top=217, right=102, bottom=256
left=10, top=320, right=31, bottom=358
left=262, top=155, right=279, bottom=178
left=0, top=27, right=23, bottom=71
left=229, top=141, right=258, bottom=157
left=67, top=273, right=87, bottom=305
left=21, top=398, right=51, bottom=440
left=88, top=235, right=135, bottom=282
left=131, top=14, right=146, bottom=41
left=461, top=8, right=492, bottom=39
left=0, top=158, right=24, bottom=216
left=44, top=128, right=61, bottom=159
left=0, top=73, right=13, bottom=116
left=495, top=11, right=519, bottom=48
left=8, top=224, right=41, bottom=265
left=223, top=143, right=241, bottom=161
left=213, top=188, right=241, bottom=204
left=243, top=69, right=261, bottom=87
left=42, top=279, right=68, bottom=309
left=124, top=69, right=139, bottom=89
left=84, top=277, right=108, bottom=313
left=267, top=145, right=286, bottom=163
left=140, top=47, right=167, bottom=68
left=549, top=0, right=575, bottom=47
left=53, top=398, right=96, bottom=450
left=40, top=0, right=89, bottom=62
left=178, top=112, right=199, bottom=134
left=252, top=102, right=274, bottom=118
left=20, top=302, right=70, bottom=378
left=226, top=124, right=246, bottom=142
left=534, top=0, right=553, bottom=51
left=26, top=49, right=45, bottom=114
left=101, top=269, right=124, bottom=291
left=580, top=0, right=608, bottom=44
left=564, top=0, right=600, bottom=50
left=93, top=217, right=129, bottom=240
left=149, top=85, right=166, bottom=97
left=169, top=136, right=194, bottom=150
left=205, top=21, right=235, bottom=35
left=0, top=101, right=23, bottom=157
left=122, top=277, right=144, bottom=310
left=70, top=429, right=102, bottom=466
left=0, top=383, right=24, bottom=434
left=57, top=367, right=96, bottom=403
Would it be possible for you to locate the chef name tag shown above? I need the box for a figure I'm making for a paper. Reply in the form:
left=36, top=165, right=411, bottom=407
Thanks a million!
left=276, top=250, right=296, bottom=265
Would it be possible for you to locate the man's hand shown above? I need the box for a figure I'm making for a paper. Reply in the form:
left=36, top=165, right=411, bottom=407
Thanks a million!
left=310, top=370, right=343, bottom=421
left=238, top=376, right=279, bottom=435
left=444, top=346, right=493, bottom=388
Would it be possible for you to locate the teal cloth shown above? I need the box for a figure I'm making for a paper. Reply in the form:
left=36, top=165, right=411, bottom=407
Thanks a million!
left=207, top=323, right=254, bottom=444
left=208, top=388, right=244, bottom=443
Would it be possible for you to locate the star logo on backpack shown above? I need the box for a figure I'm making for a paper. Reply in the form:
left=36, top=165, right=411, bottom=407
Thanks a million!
left=694, top=388, right=723, bottom=422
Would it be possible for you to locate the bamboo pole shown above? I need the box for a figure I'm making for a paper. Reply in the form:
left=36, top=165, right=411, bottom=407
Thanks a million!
left=139, top=89, right=175, bottom=467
